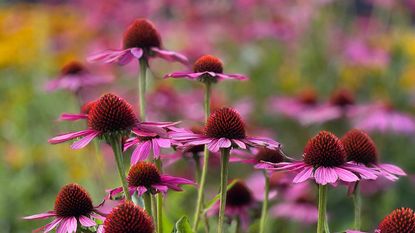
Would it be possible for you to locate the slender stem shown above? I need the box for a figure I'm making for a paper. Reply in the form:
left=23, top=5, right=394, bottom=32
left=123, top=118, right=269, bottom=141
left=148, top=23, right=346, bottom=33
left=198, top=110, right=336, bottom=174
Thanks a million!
left=155, top=159, right=163, bottom=233
left=259, top=171, right=270, bottom=233
left=192, top=83, right=212, bottom=231
left=235, top=217, right=241, bottom=233
left=192, top=152, right=202, bottom=182
left=353, top=182, right=362, bottom=230
left=151, top=194, right=158, bottom=225
left=139, top=58, right=148, bottom=120
left=218, top=148, right=230, bottom=233
left=109, top=136, right=131, bottom=201
left=317, top=185, right=328, bottom=233
left=143, top=192, right=153, bottom=217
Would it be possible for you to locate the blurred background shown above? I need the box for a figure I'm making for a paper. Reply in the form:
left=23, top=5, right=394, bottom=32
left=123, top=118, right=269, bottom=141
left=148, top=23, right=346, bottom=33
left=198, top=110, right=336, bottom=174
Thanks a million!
left=2, top=0, right=415, bottom=232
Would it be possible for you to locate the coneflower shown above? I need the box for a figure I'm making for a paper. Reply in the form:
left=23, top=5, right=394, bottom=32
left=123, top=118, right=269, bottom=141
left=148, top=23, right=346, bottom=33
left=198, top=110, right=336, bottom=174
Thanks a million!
left=103, top=202, right=154, bottom=233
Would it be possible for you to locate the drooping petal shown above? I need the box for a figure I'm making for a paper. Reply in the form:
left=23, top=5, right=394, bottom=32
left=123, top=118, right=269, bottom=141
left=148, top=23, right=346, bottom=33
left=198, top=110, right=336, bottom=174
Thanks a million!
left=152, top=184, right=169, bottom=193
left=42, top=218, right=63, bottom=233
left=58, top=113, right=88, bottom=121
left=87, top=49, right=133, bottom=65
left=218, top=138, right=232, bottom=149
left=155, top=138, right=171, bottom=148
left=136, top=186, right=148, bottom=196
left=314, top=167, right=329, bottom=185
left=207, top=139, right=221, bottom=152
left=66, top=217, right=78, bottom=233
left=293, top=166, right=314, bottom=183
left=151, top=47, right=189, bottom=65
left=23, top=211, right=56, bottom=220
left=95, top=198, right=121, bottom=215
left=161, top=175, right=195, bottom=186
left=344, top=163, right=378, bottom=180
left=79, top=216, right=96, bottom=227
left=131, top=141, right=152, bottom=165
left=130, top=48, right=144, bottom=59
left=378, top=163, right=406, bottom=176
left=152, top=139, right=160, bottom=159
left=335, top=167, right=359, bottom=183
left=216, top=73, right=249, bottom=81
left=232, top=139, right=247, bottom=149
left=71, top=131, right=100, bottom=149
left=48, top=129, right=97, bottom=144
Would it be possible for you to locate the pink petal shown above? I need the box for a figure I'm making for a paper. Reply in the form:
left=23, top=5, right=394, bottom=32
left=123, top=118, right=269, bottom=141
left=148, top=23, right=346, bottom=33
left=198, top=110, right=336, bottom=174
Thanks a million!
left=136, top=186, right=148, bottom=196
left=131, top=141, right=152, bottom=165
left=293, top=166, right=314, bottom=183
left=207, top=139, right=221, bottom=152
left=344, top=163, right=378, bottom=180
left=48, top=129, right=96, bottom=144
left=232, top=139, right=247, bottom=149
left=152, top=139, right=160, bottom=159
left=66, top=217, right=77, bottom=233
left=218, top=138, right=232, bottom=148
left=23, top=211, right=56, bottom=220
left=151, top=47, right=189, bottom=65
left=42, top=218, right=63, bottom=233
left=79, top=216, right=96, bottom=227
left=314, top=167, right=330, bottom=185
left=155, top=138, right=171, bottom=148
left=379, top=163, right=406, bottom=176
left=161, top=175, right=195, bottom=185
left=130, top=48, right=144, bottom=59
left=334, top=167, right=359, bottom=183
left=71, top=131, right=100, bottom=149
left=58, top=113, right=88, bottom=121
left=152, top=184, right=169, bottom=193
left=216, top=73, right=249, bottom=81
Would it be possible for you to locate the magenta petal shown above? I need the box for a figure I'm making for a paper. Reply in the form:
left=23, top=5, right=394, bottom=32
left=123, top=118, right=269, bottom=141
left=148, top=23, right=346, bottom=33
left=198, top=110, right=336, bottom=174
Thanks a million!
left=49, top=129, right=96, bottom=144
left=130, top=48, right=144, bottom=59
left=79, top=216, right=96, bottom=227
left=56, top=218, right=69, bottom=233
left=335, top=167, right=359, bottom=183
left=216, top=73, right=249, bottom=81
left=43, top=218, right=63, bottom=233
left=161, top=175, right=195, bottom=185
left=293, top=166, right=314, bottom=183
left=131, top=141, right=151, bottom=165
left=23, top=211, right=56, bottom=220
left=155, top=138, right=171, bottom=148
left=71, top=131, right=100, bottom=149
left=59, top=113, right=88, bottom=121
left=136, top=186, right=147, bottom=196
left=124, top=138, right=139, bottom=151
left=152, top=184, right=169, bottom=193
left=314, top=167, right=329, bottom=185
left=344, top=164, right=378, bottom=180
left=95, top=198, right=121, bottom=215
left=164, top=71, right=195, bottom=79
left=152, top=139, right=160, bottom=159
left=151, top=47, right=189, bottom=65
left=207, top=139, right=221, bottom=152
left=232, top=139, right=247, bottom=149
left=218, top=138, right=232, bottom=148
left=379, top=163, right=406, bottom=176
left=97, top=225, right=104, bottom=233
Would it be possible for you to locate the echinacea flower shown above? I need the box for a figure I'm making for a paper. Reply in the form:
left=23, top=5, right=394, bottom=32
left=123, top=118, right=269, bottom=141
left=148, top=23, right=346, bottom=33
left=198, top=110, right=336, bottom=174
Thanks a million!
left=257, top=131, right=378, bottom=185
left=268, top=88, right=341, bottom=125
left=350, top=102, right=415, bottom=135
left=342, top=129, right=406, bottom=181
left=165, top=54, right=248, bottom=83
left=48, top=93, right=176, bottom=149
left=23, top=184, right=113, bottom=233
left=208, top=180, right=256, bottom=229
left=170, top=108, right=280, bottom=152
left=108, top=161, right=194, bottom=198
left=123, top=128, right=175, bottom=165
left=88, top=18, right=188, bottom=66
left=44, top=61, right=112, bottom=93
left=376, top=207, right=415, bottom=233
left=102, top=201, right=154, bottom=233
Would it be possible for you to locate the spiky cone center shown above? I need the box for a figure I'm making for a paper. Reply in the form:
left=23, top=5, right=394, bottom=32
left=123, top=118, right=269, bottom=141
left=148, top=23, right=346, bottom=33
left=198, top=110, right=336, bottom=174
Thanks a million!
left=226, top=181, right=253, bottom=207
left=128, top=162, right=162, bottom=190
left=81, top=101, right=96, bottom=114
left=193, top=55, right=224, bottom=83
left=341, top=129, right=378, bottom=165
left=123, top=18, right=161, bottom=50
left=297, top=89, right=317, bottom=105
left=255, top=148, right=284, bottom=163
left=329, top=89, right=355, bottom=107
left=60, top=61, right=86, bottom=75
left=87, top=93, right=137, bottom=134
left=205, top=108, right=246, bottom=140
left=378, top=208, right=415, bottom=233
left=54, top=184, right=94, bottom=218
left=303, top=131, right=346, bottom=167
left=104, top=202, right=154, bottom=233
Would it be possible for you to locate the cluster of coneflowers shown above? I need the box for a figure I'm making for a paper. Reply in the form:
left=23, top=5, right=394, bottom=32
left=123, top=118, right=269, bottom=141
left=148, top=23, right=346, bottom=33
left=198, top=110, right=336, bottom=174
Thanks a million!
left=24, top=18, right=408, bottom=233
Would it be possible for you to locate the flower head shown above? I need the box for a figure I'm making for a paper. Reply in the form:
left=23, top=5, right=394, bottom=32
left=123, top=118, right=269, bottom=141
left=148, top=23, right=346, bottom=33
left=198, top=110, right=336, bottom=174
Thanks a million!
left=342, top=129, right=406, bottom=181
left=170, top=107, right=280, bottom=152
left=329, top=88, right=355, bottom=107
left=49, top=93, right=177, bottom=150
left=88, top=18, right=188, bottom=65
left=165, top=54, right=248, bottom=83
left=45, top=60, right=112, bottom=93
left=108, top=161, right=194, bottom=198
left=123, top=19, right=161, bottom=50
left=256, top=130, right=378, bottom=185
left=103, top=202, right=154, bottom=233
left=23, top=183, right=113, bottom=233
left=377, top=208, right=415, bottom=233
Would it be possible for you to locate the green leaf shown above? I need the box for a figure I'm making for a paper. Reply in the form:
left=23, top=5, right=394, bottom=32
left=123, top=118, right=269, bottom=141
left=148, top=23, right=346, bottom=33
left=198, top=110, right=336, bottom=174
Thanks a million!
left=172, top=216, right=194, bottom=233
left=203, top=179, right=239, bottom=214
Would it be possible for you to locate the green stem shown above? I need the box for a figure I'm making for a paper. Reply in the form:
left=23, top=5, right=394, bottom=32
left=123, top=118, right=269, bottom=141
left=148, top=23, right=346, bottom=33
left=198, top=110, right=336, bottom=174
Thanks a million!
left=109, top=136, right=131, bottom=201
left=235, top=217, right=241, bottom=233
left=192, top=152, right=202, bottom=182
left=139, top=58, right=148, bottom=120
left=192, top=83, right=212, bottom=231
left=151, top=194, right=158, bottom=225
left=317, top=185, right=328, bottom=233
left=143, top=192, right=153, bottom=217
left=218, top=148, right=230, bottom=233
left=259, top=171, right=270, bottom=233
left=155, top=159, right=163, bottom=233
left=353, top=182, right=362, bottom=230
